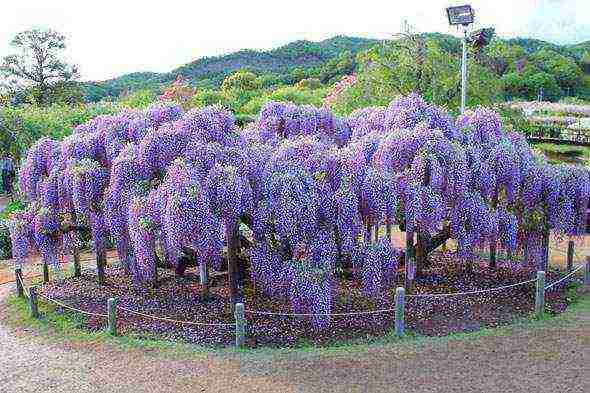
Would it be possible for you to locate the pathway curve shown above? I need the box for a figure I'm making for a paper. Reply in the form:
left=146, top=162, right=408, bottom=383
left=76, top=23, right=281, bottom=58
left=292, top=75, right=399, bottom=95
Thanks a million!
left=0, top=283, right=589, bottom=393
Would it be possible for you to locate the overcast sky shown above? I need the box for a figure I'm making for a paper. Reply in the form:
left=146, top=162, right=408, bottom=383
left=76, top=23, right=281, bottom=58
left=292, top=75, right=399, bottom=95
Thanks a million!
left=0, top=0, right=588, bottom=82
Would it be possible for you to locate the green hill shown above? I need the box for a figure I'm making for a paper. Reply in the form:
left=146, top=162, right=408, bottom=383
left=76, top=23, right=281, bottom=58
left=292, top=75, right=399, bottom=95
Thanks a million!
left=83, top=36, right=380, bottom=102
left=81, top=34, right=590, bottom=103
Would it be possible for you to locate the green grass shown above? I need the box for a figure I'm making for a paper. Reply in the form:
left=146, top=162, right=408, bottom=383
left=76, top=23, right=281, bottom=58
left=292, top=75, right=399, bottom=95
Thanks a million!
left=3, top=286, right=589, bottom=360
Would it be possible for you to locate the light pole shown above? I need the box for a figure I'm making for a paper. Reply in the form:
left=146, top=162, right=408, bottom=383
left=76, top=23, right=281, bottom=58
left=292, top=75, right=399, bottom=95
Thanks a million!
left=446, top=5, right=475, bottom=114
left=461, top=25, right=468, bottom=114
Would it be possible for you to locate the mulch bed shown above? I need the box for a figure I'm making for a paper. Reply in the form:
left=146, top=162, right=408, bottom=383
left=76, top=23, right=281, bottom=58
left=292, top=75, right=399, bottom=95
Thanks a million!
left=37, top=252, right=578, bottom=348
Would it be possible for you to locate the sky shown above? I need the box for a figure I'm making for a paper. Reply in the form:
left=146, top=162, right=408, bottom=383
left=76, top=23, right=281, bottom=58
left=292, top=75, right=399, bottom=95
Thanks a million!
left=0, top=0, right=588, bottom=82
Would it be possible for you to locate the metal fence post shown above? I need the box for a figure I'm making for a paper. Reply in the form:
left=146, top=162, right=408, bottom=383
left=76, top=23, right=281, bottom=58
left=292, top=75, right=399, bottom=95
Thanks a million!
left=15, top=268, right=24, bottom=298
left=234, top=302, right=246, bottom=348
left=585, top=257, right=590, bottom=286
left=566, top=241, right=574, bottom=273
left=535, top=271, right=545, bottom=317
left=107, top=298, right=118, bottom=336
left=29, top=286, right=39, bottom=319
left=395, top=287, right=405, bottom=337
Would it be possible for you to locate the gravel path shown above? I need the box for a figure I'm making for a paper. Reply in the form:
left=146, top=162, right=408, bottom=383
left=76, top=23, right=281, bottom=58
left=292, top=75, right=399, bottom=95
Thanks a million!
left=0, top=284, right=588, bottom=393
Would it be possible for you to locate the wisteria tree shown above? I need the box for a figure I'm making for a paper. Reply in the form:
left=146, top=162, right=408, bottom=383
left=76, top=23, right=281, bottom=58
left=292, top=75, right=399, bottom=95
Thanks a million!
left=9, top=93, right=590, bottom=330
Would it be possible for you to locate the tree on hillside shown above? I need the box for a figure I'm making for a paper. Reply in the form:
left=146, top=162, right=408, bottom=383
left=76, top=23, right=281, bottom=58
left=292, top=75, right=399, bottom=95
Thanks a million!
left=482, top=38, right=525, bottom=75
left=330, top=27, right=501, bottom=114
left=0, top=29, right=79, bottom=106
left=529, top=49, right=584, bottom=93
left=319, top=51, right=357, bottom=84
left=221, top=70, right=260, bottom=93
left=581, top=51, right=590, bottom=74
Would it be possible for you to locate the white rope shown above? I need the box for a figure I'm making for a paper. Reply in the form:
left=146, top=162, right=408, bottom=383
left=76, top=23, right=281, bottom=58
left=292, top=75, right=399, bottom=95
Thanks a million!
left=244, top=308, right=397, bottom=317
left=406, top=278, right=537, bottom=298
left=117, top=306, right=235, bottom=327
left=36, top=292, right=108, bottom=318
left=244, top=278, right=537, bottom=316
left=545, top=264, right=585, bottom=290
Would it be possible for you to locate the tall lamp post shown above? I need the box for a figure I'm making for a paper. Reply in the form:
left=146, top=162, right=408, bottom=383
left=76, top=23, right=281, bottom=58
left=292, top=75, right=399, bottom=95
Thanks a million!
left=446, top=5, right=475, bottom=114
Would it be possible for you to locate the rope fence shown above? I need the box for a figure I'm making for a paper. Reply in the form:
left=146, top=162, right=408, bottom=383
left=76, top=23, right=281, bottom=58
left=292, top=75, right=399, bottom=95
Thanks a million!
left=4, top=243, right=590, bottom=347
left=545, top=264, right=586, bottom=291
left=35, top=291, right=108, bottom=319
left=117, top=305, right=236, bottom=327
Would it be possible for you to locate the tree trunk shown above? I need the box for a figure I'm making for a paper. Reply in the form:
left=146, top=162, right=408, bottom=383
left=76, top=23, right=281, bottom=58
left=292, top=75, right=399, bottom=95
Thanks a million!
left=97, top=250, right=106, bottom=285
left=73, top=247, right=81, bottom=278
left=415, top=233, right=430, bottom=275
left=42, top=262, right=49, bottom=283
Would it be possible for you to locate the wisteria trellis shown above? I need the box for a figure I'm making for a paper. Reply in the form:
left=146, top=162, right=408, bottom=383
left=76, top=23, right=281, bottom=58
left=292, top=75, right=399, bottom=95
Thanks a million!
left=9, top=94, right=590, bottom=330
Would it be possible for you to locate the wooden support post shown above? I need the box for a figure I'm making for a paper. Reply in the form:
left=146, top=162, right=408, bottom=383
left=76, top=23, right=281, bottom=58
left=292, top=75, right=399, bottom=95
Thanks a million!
left=107, top=298, right=118, bottom=336
left=42, top=262, right=49, bottom=283
left=386, top=223, right=392, bottom=243
left=234, top=302, right=246, bottom=348
left=29, top=286, right=39, bottom=319
left=585, top=257, right=590, bottom=286
left=566, top=240, right=574, bottom=273
left=374, top=224, right=379, bottom=242
left=395, top=287, right=405, bottom=337
left=226, top=223, right=240, bottom=307
left=73, top=247, right=81, bottom=278
left=199, top=263, right=209, bottom=301
left=489, top=241, right=497, bottom=269
left=97, top=250, right=106, bottom=286
left=535, top=271, right=545, bottom=317
left=541, top=230, right=550, bottom=272
left=405, top=231, right=415, bottom=292
left=489, top=193, right=498, bottom=269
left=15, top=268, right=24, bottom=298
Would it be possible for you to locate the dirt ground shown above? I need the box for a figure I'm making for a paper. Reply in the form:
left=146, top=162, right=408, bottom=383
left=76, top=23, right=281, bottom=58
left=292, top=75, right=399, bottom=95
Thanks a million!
left=0, top=282, right=589, bottom=393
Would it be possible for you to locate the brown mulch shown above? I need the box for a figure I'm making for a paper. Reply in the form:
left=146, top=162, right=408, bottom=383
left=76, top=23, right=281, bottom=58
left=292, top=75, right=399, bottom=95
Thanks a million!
left=35, top=251, right=580, bottom=348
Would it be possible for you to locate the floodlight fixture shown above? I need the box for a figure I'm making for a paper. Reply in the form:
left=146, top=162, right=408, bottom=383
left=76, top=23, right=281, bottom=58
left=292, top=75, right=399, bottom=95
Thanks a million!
left=470, top=27, right=495, bottom=49
left=446, top=5, right=475, bottom=26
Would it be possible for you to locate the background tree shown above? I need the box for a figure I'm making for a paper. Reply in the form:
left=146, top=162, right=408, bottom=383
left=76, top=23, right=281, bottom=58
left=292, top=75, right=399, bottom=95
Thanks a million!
left=482, top=38, right=525, bottom=75
left=319, top=51, right=357, bottom=84
left=581, top=51, right=590, bottom=74
left=330, top=27, right=501, bottom=114
left=528, top=49, right=584, bottom=94
left=0, top=29, right=79, bottom=106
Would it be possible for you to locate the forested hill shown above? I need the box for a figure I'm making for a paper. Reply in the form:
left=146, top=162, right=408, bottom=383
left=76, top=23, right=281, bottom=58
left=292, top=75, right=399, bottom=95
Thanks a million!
left=83, top=36, right=380, bottom=102
left=82, top=34, right=590, bottom=102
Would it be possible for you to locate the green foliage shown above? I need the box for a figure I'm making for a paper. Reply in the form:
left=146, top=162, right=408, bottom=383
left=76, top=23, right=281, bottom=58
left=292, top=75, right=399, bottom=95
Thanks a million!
left=295, top=78, right=322, bottom=90
left=319, top=51, right=357, bottom=84
left=240, top=86, right=326, bottom=115
left=483, top=38, right=525, bottom=74
left=221, top=70, right=260, bottom=93
left=502, top=67, right=562, bottom=101
left=330, top=37, right=502, bottom=115
left=0, top=199, right=25, bottom=260
left=581, top=52, right=590, bottom=74
left=0, top=103, right=118, bottom=162
left=119, top=89, right=156, bottom=109
left=191, top=88, right=228, bottom=107
left=529, top=49, right=584, bottom=91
